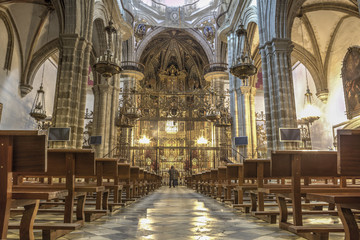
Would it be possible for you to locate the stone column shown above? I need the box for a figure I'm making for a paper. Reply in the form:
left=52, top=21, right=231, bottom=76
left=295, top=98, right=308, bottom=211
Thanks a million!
left=93, top=80, right=119, bottom=157
left=228, top=32, right=237, bottom=146
left=51, top=34, right=86, bottom=148
left=119, top=70, right=144, bottom=161
left=76, top=40, right=93, bottom=148
left=92, top=82, right=107, bottom=157
left=51, top=1, right=94, bottom=149
left=239, top=86, right=257, bottom=158
left=204, top=71, right=229, bottom=164
left=260, top=38, right=298, bottom=151
left=108, top=75, right=121, bottom=158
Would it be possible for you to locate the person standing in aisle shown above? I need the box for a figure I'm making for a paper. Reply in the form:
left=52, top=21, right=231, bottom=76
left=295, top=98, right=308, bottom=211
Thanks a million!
left=168, top=166, right=177, bottom=188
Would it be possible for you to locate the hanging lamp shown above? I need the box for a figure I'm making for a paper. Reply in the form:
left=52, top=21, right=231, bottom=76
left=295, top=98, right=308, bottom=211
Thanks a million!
left=30, top=83, right=47, bottom=121
left=93, top=2, right=122, bottom=78
left=205, top=81, right=220, bottom=121
left=229, top=23, right=257, bottom=80
left=297, top=13, right=321, bottom=124
left=30, top=11, right=51, bottom=122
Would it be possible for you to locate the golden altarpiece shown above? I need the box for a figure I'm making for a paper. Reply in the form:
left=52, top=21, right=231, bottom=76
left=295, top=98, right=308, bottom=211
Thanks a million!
left=116, top=63, right=232, bottom=178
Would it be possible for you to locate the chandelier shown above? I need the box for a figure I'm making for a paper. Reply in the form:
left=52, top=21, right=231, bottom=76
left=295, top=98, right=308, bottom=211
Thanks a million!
left=298, top=14, right=321, bottom=125
left=206, top=88, right=221, bottom=121
left=118, top=95, right=141, bottom=128
left=299, top=83, right=321, bottom=124
left=229, top=24, right=257, bottom=79
left=123, top=107, right=142, bottom=120
left=215, top=113, right=232, bottom=127
left=30, top=83, right=47, bottom=121
left=116, top=114, right=135, bottom=128
left=93, top=20, right=122, bottom=78
left=30, top=13, right=51, bottom=123
left=206, top=107, right=220, bottom=121
left=296, top=13, right=321, bottom=150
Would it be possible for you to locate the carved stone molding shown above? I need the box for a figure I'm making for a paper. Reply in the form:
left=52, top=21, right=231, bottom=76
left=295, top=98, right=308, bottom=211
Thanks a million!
left=20, top=84, right=33, bottom=97
left=316, top=90, right=329, bottom=104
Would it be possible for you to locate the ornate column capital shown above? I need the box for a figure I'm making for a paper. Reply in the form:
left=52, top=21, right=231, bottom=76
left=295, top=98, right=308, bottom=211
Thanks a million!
left=19, top=84, right=33, bottom=97
left=316, top=90, right=329, bottom=103
left=59, top=34, right=79, bottom=48
left=261, top=38, right=294, bottom=56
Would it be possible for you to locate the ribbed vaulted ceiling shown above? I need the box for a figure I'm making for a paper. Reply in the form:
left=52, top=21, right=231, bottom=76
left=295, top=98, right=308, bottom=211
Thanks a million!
left=139, top=29, right=209, bottom=91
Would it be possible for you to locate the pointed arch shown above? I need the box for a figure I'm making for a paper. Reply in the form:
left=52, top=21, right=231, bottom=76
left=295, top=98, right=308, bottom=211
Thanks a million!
left=23, top=39, right=60, bottom=91
left=136, top=27, right=214, bottom=63
left=0, top=10, right=14, bottom=71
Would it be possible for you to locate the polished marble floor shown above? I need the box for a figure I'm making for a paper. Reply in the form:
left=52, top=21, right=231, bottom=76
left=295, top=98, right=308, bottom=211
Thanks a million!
left=59, top=186, right=304, bottom=240
left=8, top=186, right=346, bottom=239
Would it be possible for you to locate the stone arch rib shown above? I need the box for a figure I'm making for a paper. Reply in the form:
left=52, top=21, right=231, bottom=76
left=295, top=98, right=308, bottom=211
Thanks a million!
left=0, top=10, right=14, bottom=71
left=24, top=39, right=60, bottom=95
left=292, top=43, right=325, bottom=92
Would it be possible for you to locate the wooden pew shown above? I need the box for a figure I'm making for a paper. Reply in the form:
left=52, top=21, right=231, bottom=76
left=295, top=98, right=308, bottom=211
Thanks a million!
left=138, top=169, right=146, bottom=196
left=118, top=163, right=132, bottom=202
left=130, top=166, right=140, bottom=198
left=0, top=130, right=76, bottom=240
left=229, top=160, right=275, bottom=213
left=185, top=176, right=192, bottom=188
left=143, top=171, right=149, bottom=195
left=146, top=172, right=155, bottom=192
left=306, top=129, right=360, bottom=240
left=239, top=159, right=281, bottom=218
left=209, top=169, right=218, bottom=198
left=144, top=171, right=159, bottom=193
left=14, top=149, right=107, bottom=223
left=260, top=150, right=360, bottom=239
left=146, top=171, right=157, bottom=194
left=245, top=159, right=272, bottom=212
left=243, top=159, right=327, bottom=223
left=39, top=161, right=134, bottom=212
left=192, top=173, right=201, bottom=192
left=215, top=166, right=227, bottom=200
left=224, top=164, right=242, bottom=202
left=130, top=166, right=141, bottom=200
left=200, top=171, right=211, bottom=195
left=95, top=158, right=124, bottom=211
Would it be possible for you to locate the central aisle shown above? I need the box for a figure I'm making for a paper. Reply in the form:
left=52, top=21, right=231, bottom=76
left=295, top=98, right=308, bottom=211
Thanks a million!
left=60, top=186, right=303, bottom=240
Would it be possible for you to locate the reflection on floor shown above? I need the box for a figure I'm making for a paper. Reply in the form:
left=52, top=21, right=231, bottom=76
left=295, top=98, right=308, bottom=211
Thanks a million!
left=8, top=186, right=346, bottom=239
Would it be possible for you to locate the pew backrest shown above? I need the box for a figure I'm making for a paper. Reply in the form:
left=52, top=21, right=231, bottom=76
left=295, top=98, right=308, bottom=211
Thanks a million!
left=47, top=149, right=95, bottom=177
left=210, top=169, right=218, bottom=180
left=226, top=164, right=242, bottom=180
left=243, top=159, right=271, bottom=178
left=0, top=130, right=47, bottom=173
left=130, top=166, right=140, bottom=181
left=271, top=150, right=338, bottom=177
left=118, top=163, right=131, bottom=181
left=95, top=158, right=118, bottom=178
left=217, top=166, right=227, bottom=181
left=337, top=129, right=360, bottom=176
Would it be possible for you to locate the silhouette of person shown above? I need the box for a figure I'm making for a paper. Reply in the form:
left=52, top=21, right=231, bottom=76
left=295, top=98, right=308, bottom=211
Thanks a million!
left=168, top=166, right=179, bottom=188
